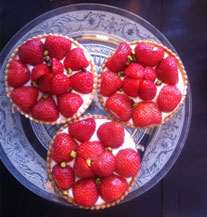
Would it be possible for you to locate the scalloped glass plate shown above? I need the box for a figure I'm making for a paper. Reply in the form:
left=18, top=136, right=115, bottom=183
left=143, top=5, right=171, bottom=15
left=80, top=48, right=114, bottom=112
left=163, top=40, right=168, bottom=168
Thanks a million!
left=0, top=3, right=192, bottom=207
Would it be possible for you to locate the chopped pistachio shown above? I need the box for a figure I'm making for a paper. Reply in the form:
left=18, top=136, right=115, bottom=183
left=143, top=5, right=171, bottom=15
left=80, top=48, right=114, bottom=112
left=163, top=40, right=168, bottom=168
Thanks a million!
left=127, top=55, right=133, bottom=61
left=118, top=88, right=123, bottom=92
left=156, top=79, right=162, bottom=86
left=106, top=147, right=112, bottom=152
left=31, top=81, right=37, bottom=88
left=126, top=60, right=131, bottom=66
left=44, top=56, right=51, bottom=62
left=60, top=161, right=66, bottom=168
left=67, top=68, right=72, bottom=75
left=86, top=159, right=91, bottom=167
left=63, top=190, right=68, bottom=195
left=131, top=50, right=135, bottom=55
left=44, top=50, right=49, bottom=56
left=47, top=63, right=51, bottom=68
left=96, top=177, right=101, bottom=185
left=42, top=94, right=48, bottom=99
left=133, top=103, right=138, bottom=108
left=70, top=150, right=77, bottom=158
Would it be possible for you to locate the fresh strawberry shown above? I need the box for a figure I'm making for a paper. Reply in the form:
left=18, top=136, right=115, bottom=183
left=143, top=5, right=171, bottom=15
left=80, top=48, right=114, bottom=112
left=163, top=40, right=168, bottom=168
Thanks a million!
left=157, top=85, right=182, bottom=112
left=73, top=178, right=99, bottom=207
left=99, top=175, right=127, bottom=202
left=52, top=74, right=71, bottom=95
left=45, top=35, right=71, bottom=60
left=106, top=42, right=132, bottom=72
left=100, top=71, right=122, bottom=97
left=132, top=102, right=162, bottom=127
left=64, top=48, right=89, bottom=71
left=51, top=133, right=78, bottom=163
left=135, top=42, right=164, bottom=67
left=77, top=141, right=104, bottom=162
left=74, top=156, right=95, bottom=179
left=139, top=80, right=157, bottom=100
left=106, top=93, right=133, bottom=121
left=51, top=58, right=64, bottom=75
left=124, top=63, right=144, bottom=79
left=123, top=77, right=139, bottom=97
left=92, top=151, right=115, bottom=177
left=69, top=71, right=93, bottom=94
left=31, top=64, right=50, bottom=81
left=7, top=60, right=30, bottom=87
left=156, top=56, right=179, bottom=85
left=52, top=165, right=74, bottom=189
left=57, top=93, right=83, bottom=118
left=38, top=74, right=53, bottom=94
left=97, top=121, right=124, bottom=148
left=68, top=118, right=96, bottom=143
left=32, top=96, right=59, bottom=122
left=144, top=66, right=156, bottom=82
left=11, top=86, right=38, bottom=113
left=18, top=38, right=44, bottom=65
left=115, top=148, right=140, bottom=178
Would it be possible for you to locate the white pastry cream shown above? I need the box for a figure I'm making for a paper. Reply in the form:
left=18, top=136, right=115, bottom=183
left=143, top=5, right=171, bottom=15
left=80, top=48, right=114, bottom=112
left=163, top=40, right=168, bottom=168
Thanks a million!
left=50, top=117, right=137, bottom=205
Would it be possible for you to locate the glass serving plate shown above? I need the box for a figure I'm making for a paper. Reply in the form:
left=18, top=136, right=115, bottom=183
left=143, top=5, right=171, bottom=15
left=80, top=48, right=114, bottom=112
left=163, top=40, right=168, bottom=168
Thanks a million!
left=0, top=3, right=192, bottom=207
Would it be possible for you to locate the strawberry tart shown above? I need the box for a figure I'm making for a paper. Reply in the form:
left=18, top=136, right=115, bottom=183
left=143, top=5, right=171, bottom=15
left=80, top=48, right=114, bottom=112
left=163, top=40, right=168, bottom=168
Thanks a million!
left=47, top=115, right=140, bottom=209
left=98, top=41, right=188, bottom=128
left=5, top=34, right=97, bottom=124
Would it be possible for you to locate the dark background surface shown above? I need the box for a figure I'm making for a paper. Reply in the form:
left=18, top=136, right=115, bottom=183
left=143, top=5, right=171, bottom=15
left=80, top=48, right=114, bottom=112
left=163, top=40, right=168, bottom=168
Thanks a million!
left=0, top=0, right=207, bottom=217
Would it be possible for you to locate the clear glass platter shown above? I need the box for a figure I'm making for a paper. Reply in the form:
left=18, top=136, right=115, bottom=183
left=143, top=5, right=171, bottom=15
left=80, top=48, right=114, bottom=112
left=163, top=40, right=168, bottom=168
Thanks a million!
left=0, top=3, right=192, bottom=207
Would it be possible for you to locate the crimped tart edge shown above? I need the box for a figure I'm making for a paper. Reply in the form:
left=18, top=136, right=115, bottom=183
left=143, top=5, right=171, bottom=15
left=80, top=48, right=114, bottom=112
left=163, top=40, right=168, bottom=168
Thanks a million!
left=5, top=33, right=97, bottom=125
left=47, top=114, right=138, bottom=210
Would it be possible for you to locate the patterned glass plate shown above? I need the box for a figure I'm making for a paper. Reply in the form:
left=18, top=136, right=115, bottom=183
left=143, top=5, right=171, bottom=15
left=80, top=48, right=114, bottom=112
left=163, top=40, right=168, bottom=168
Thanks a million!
left=0, top=4, right=192, bottom=207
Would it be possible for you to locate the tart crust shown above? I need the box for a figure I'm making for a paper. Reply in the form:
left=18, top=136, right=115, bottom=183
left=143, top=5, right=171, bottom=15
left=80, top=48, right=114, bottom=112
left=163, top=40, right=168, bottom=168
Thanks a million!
left=47, top=114, right=138, bottom=210
left=98, top=40, right=188, bottom=129
left=5, top=33, right=97, bottom=125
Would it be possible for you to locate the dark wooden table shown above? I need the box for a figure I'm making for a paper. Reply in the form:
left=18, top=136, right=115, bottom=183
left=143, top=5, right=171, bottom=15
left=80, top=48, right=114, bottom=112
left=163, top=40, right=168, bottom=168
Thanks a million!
left=0, top=0, right=207, bottom=216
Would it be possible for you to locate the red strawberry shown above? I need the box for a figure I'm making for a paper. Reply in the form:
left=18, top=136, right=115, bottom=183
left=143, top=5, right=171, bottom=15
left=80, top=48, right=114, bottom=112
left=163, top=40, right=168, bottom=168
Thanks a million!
left=57, top=93, right=83, bottom=118
left=156, top=56, right=179, bottom=85
left=74, top=156, right=95, bottom=179
left=144, top=66, right=156, bottom=82
left=11, top=86, right=38, bottom=113
left=123, top=77, right=139, bottom=97
left=7, top=60, right=30, bottom=87
left=69, top=71, right=93, bottom=94
left=73, top=178, right=99, bottom=207
left=100, top=71, right=122, bottom=97
left=52, top=165, right=74, bottom=189
left=77, top=141, right=104, bottom=161
left=51, top=133, right=78, bottom=163
left=18, top=38, right=44, bottom=65
left=32, top=96, right=59, bottom=122
left=51, top=58, right=64, bottom=75
left=135, top=42, right=164, bottom=67
left=68, top=118, right=96, bottom=143
left=31, top=64, right=50, bottom=81
left=139, top=80, right=157, bottom=101
left=157, top=85, right=182, bottom=112
left=38, top=74, right=53, bottom=94
left=106, top=42, right=132, bottom=72
left=52, top=74, right=71, bottom=95
left=132, top=102, right=162, bottom=127
left=45, top=35, right=71, bottom=60
left=97, top=121, right=124, bottom=148
left=64, top=48, right=89, bottom=71
left=115, top=148, right=140, bottom=178
left=106, top=93, right=133, bottom=121
left=99, top=175, right=127, bottom=202
left=124, top=63, right=144, bottom=79
left=92, top=151, right=115, bottom=177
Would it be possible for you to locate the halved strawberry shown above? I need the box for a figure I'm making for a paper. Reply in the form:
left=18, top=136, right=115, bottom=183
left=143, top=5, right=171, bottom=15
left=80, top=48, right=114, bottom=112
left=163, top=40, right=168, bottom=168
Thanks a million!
left=38, top=74, right=53, bottom=94
left=45, top=35, right=71, bottom=60
left=7, top=60, right=30, bottom=87
left=106, top=93, right=133, bottom=121
left=100, top=71, right=122, bottom=96
left=135, top=42, right=164, bottom=67
left=32, top=96, right=59, bottom=122
left=106, top=42, right=132, bottom=72
left=52, top=74, right=71, bottom=95
left=138, top=80, right=157, bottom=101
left=11, top=86, right=38, bottom=113
left=31, top=64, right=50, bottom=81
left=68, top=118, right=96, bottom=143
left=124, top=63, right=144, bottom=79
left=51, top=58, right=64, bottom=75
left=156, top=56, right=179, bottom=85
left=123, top=76, right=139, bottom=97
left=57, top=93, right=83, bottom=118
left=144, top=66, right=156, bottom=82
left=64, top=48, right=89, bottom=71
left=157, top=85, right=182, bottom=112
left=132, top=102, right=162, bottom=127
left=18, top=38, right=44, bottom=66
left=69, top=71, right=93, bottom=94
